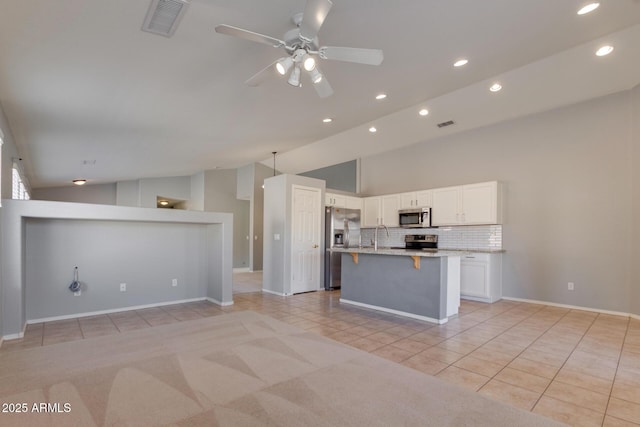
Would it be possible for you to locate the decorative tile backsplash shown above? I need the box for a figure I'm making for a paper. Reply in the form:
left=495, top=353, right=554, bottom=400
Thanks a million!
left=360, top=225, right=502, bottom=250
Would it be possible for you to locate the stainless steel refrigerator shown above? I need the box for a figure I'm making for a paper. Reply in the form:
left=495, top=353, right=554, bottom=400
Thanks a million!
left=325, top=206, right=361, bottom=290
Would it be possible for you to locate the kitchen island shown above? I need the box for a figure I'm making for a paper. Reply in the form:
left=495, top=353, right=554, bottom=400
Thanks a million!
left=330, top=248, right=461, bottom=324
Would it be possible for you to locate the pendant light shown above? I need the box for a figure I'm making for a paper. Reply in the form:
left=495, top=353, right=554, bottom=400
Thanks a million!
left=272, top=151, right=277, bottom=176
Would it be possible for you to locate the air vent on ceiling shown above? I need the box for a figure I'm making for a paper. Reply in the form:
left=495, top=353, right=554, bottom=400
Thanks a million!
left=437, top=120, right=455, bottom=128
left=142, top=0, right=190, bottom=38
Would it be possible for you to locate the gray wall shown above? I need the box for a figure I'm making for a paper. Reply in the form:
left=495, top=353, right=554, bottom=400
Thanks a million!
left=300, top=159, right=358, bottom=193
left=263, top=174, right=325, bottom=295
left=25, top=219, right=208, bottom=320
left=0, top=103, right=22, bottom=340
left=1, top=200, right=233, bottom=337
left=360, top=89, right=638, bottom=314
left=32, top=183, right=117, bottom=205
left=0, top=104, right=20, bottom=340
left=204, top=169, right=250, bottom=269
left=252, top=163, right=273, bottom=271
left=632, top=85, right=640, bottom=315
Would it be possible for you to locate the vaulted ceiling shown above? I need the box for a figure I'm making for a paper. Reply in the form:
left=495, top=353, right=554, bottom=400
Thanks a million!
left=0, top=0, right=639, bottom=188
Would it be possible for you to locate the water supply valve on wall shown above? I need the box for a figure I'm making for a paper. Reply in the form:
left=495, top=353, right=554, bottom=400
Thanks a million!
left=68, top=266, right=81, bottom=295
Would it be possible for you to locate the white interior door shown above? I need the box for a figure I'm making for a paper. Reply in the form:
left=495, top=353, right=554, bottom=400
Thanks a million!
left=291, top=186, right=322, bottom=294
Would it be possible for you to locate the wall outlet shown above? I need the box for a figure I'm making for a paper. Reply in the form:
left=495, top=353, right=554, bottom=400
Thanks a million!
left=568, top=282, right=574, bottom=291
left=120, top=283, right=127, bottom=292
left=74, top=290, right=81, bottom=296
left=172, top=278, right=178, bottom=287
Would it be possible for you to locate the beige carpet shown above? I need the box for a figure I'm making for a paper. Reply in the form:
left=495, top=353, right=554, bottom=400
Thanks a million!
left=0, top=312, right=564, bottom=426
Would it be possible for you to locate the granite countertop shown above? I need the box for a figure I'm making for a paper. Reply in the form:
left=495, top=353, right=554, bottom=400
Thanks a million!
left=330, top=247, right=467, bottom=258
left=441, top=248, right=506, bottom=253
left=330, top=247, right=505, bottom=257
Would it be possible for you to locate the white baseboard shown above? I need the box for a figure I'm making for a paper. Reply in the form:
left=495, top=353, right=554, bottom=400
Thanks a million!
left=502, top=296, right=635, bottom=318
left=26, top=297, right=208, bottom=325
left=261, top=289, right=289, bottom=297
left=206, top=297, right=234, bottom=306
left=339, top=298, right=448, bottom=325
left=233, top=267, right=250, bottom=273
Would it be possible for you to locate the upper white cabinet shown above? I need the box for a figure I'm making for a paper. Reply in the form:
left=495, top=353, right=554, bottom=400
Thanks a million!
left=345, top=196, right=362, bottom=210
left=362, top=197, right=381, bottom=227
left=432, top=181, right=503, bottom=226
left=399, top=190, right=432, bottom=209
left=326, top=192, right=362, bottom=211
left=326, top=193, right=345, bottom=207
left=381, top=195, right=400, bottom=227
left=362, top=195, right=400, bottom=227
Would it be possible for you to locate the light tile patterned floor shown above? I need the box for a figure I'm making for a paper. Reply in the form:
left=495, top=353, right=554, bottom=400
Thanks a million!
left=3, top=288, right=640, bottom=426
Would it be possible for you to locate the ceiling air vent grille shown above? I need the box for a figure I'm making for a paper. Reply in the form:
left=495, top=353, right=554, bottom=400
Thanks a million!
left=437, top=120, right=455, bottom=128
left=142, top=0, right=190, bottom=38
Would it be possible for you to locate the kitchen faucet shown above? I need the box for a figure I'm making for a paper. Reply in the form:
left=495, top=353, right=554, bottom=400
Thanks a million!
left=373, top=224, right=389, bottom=251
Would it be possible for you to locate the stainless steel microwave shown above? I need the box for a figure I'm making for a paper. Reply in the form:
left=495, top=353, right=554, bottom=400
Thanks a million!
left=398, top=207, right=432, bottom=228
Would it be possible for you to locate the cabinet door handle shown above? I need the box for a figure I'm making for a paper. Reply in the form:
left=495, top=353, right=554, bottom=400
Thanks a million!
left=462, top=213, right=466, bottom=222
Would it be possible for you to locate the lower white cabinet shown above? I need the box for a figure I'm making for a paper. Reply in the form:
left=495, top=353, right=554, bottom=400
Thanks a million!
left=460, top=253, right=502, bottom=303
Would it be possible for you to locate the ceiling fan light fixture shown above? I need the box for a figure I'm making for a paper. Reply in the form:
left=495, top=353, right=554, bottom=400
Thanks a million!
left=276, top=57, right=294, bottom=75
left=309, top=68, right=323, bottom=83
left=288, top=65, right=302, bottom=87
left=303, top=55, right=316, bottom=71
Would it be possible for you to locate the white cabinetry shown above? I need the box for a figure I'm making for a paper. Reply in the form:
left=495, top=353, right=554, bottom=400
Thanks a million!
left=326, top=193, right=345, bottom=207
left=460, top=253, right=502, bottom=303
left=345, top=196, right=362, bottom=210
left=326, top=192, right=362, bottom=211
left=362, top=195, right=400, bottom=227
left=399, top=190, right=432, bottom=209
left=431, top=181, right=502, bottom=226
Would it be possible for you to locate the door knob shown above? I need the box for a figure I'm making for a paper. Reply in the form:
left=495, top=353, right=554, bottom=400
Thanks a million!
left=312, top=244, right=319, bottom=248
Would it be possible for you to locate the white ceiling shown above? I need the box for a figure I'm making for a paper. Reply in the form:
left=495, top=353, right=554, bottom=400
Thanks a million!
left=0, top=0, right=639, bottom=188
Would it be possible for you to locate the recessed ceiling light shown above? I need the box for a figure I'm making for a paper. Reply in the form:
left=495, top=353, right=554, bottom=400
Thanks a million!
left=577, top=3, right=600, bottom=15
left=419, top=109, right=429, bottom=116
left=159, top=200, right=169, bottom=206
left=595, top=45, right=614, bottom=56
left=375, top=93, right=387, bottom=100
left=369, top=126, right=377, bottom=133
left=453, top=59, right=468, bottom=67
left=72, top=179, right=87, bottom=185
left=323, top=118, right=333, bottom=123
left=489, top=83, right=502, bottom=92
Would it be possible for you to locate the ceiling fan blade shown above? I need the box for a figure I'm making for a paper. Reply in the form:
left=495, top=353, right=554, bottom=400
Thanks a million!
left=299, top=0, right=333, bottom=41
left=319, top=46, right=384, bottom=66
left=215, top=24, right=284, bottom=48
left=244, top=60, right=279, bottom=87
left=313, top=73, right=333, bottom=98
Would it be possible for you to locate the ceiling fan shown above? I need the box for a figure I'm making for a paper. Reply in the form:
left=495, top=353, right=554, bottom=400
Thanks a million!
left=215, top=0, right=383, bottom=98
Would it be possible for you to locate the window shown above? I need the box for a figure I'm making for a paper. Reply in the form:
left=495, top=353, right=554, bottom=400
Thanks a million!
left=12, top=160, right=30, bottom=200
